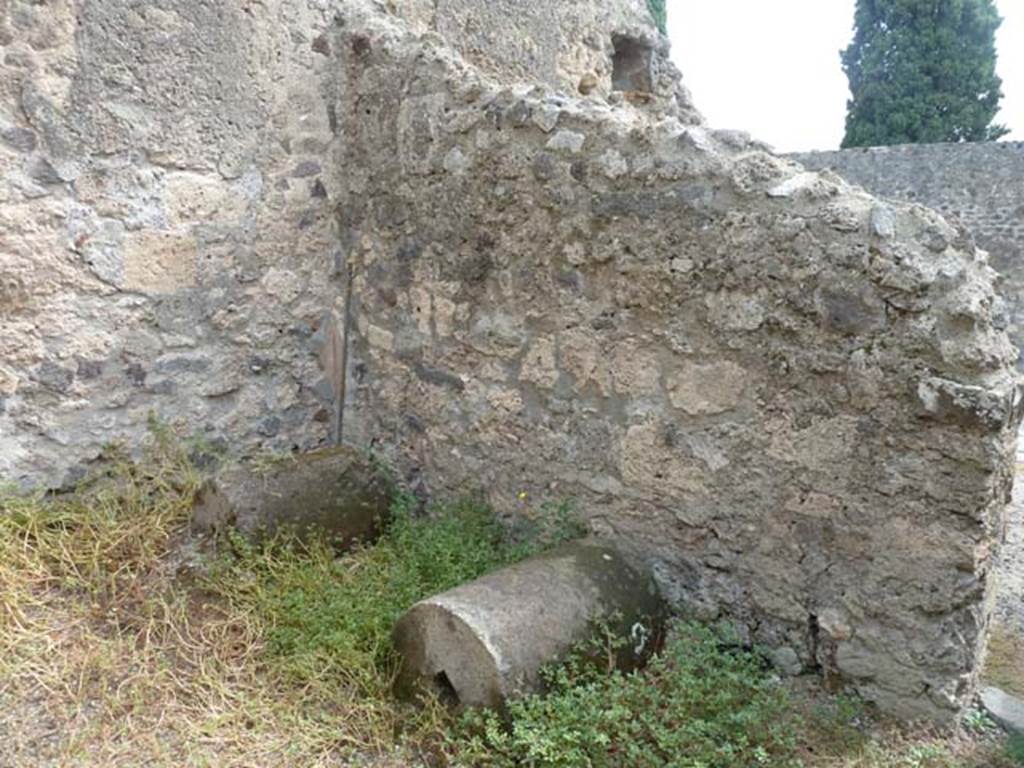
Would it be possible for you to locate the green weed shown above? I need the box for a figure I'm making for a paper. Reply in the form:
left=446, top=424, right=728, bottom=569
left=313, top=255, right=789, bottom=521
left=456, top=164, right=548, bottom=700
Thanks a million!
left=1008, top=734, right=1024, bottom=766
left=963, top=708, right=997, bottom=734
left=448, top=621, right=800, bottom=768
left=205, top=493, right=534, bottom=700
left=510, top=498, right=588, bottom=551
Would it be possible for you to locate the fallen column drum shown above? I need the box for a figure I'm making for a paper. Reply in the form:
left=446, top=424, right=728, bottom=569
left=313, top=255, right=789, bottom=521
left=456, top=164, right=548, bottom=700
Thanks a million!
left=392, top=537, right=666, bottom=710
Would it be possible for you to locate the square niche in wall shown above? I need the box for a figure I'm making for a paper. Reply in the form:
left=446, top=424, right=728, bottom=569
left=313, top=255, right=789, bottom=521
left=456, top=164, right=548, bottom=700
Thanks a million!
left=612, top=34, right=653, bottom=93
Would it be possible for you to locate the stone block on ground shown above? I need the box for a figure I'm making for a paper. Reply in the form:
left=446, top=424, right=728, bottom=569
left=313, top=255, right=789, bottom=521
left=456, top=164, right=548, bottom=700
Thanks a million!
left=392, top=537, right=666, bottom=710
left=192, top=446, right=393, bottom=546
left=981, top=686, right=1024, bottom=734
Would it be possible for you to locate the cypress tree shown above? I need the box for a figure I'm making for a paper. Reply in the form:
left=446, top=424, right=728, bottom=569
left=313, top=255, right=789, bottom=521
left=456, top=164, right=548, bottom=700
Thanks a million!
left=647, top=0, right=667, bottom=35
left=841, top=0, right=1008, bottom=147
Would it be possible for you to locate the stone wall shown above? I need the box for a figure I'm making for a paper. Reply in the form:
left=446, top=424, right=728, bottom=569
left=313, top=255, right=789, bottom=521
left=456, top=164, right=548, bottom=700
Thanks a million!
left=790, top=143, right=1024, bottom=362
left=1, top=0, right=1020, bottom=723
left=0, top=0, right=672, bottom=487
left=0, top=0, right=347, bottom=485
left=333, top=9, right=1020, bottom=720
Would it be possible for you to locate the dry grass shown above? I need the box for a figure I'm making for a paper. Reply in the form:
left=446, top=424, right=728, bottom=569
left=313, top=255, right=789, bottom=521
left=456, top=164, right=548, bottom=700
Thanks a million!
left=986, top=623, right=1024, bottom=699
left=0, top=431, right=1020, bottom=768
left=800, top=732, right=1013, bottom=768
left=0, top=435, right=439, bottom=767
left=791, top=686, right=1016, bottom=768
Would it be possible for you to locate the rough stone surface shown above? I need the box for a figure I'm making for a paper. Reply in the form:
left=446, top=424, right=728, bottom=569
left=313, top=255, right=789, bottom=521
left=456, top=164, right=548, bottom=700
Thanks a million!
left=789, top=143, right=1024, bottom=656
left=1, top=0, right=1020, bottom=723
left=393, top=538, right=666, bottom=709
left=0, top=0, right=348, bottom=486
left=790, top=143, right=1024, bottom=363
left=192, top=446, right=393, bottom=544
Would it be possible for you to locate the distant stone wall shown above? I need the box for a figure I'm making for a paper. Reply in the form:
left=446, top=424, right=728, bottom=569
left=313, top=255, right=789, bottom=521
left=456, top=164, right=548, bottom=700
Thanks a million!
left=790, top=143, right=1024, bottom=362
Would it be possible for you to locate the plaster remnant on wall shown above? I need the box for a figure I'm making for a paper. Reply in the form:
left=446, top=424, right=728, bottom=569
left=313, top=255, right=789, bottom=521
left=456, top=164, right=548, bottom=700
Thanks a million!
left=163, top=172, right=249, bottom=227
left=668, top=361, right=747, bottom=416
left=122, top=230, right=198, bottom=294
left=617, top=419, right=708, bottom=499
left=609, top=341, right=660, bottom=397
left=519, top=338, right=559, bottom=389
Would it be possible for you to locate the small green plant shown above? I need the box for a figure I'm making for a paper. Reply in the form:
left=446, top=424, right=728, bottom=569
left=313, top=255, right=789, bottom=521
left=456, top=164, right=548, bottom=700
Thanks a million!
left=900, top=743, right=951, bottom=768
left=803, top=693, right=870, bottom=755
left=647, top=0, right=667, bottom=35
left=964, top=707, right=997, bottom=733
left=511, top=498, right=588, bottom=550
left=448, top=621, right=800, bottom=767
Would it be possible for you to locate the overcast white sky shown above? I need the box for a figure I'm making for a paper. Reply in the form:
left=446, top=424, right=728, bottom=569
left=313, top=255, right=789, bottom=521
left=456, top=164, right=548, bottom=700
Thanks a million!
left=669, top=0, right=1024, bottom=152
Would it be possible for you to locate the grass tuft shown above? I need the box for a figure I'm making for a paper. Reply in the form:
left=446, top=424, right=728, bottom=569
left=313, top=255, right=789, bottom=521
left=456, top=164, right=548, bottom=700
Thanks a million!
left=986, top=623, right=1024, bottom=698
left=0, top=440, right=554, bottom=766
left=201, top=493, right=537, bottom=754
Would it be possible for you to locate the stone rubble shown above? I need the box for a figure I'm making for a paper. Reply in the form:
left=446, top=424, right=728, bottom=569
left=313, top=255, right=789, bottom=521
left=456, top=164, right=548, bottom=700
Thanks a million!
left=191, top=446, right=393, bottom=545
